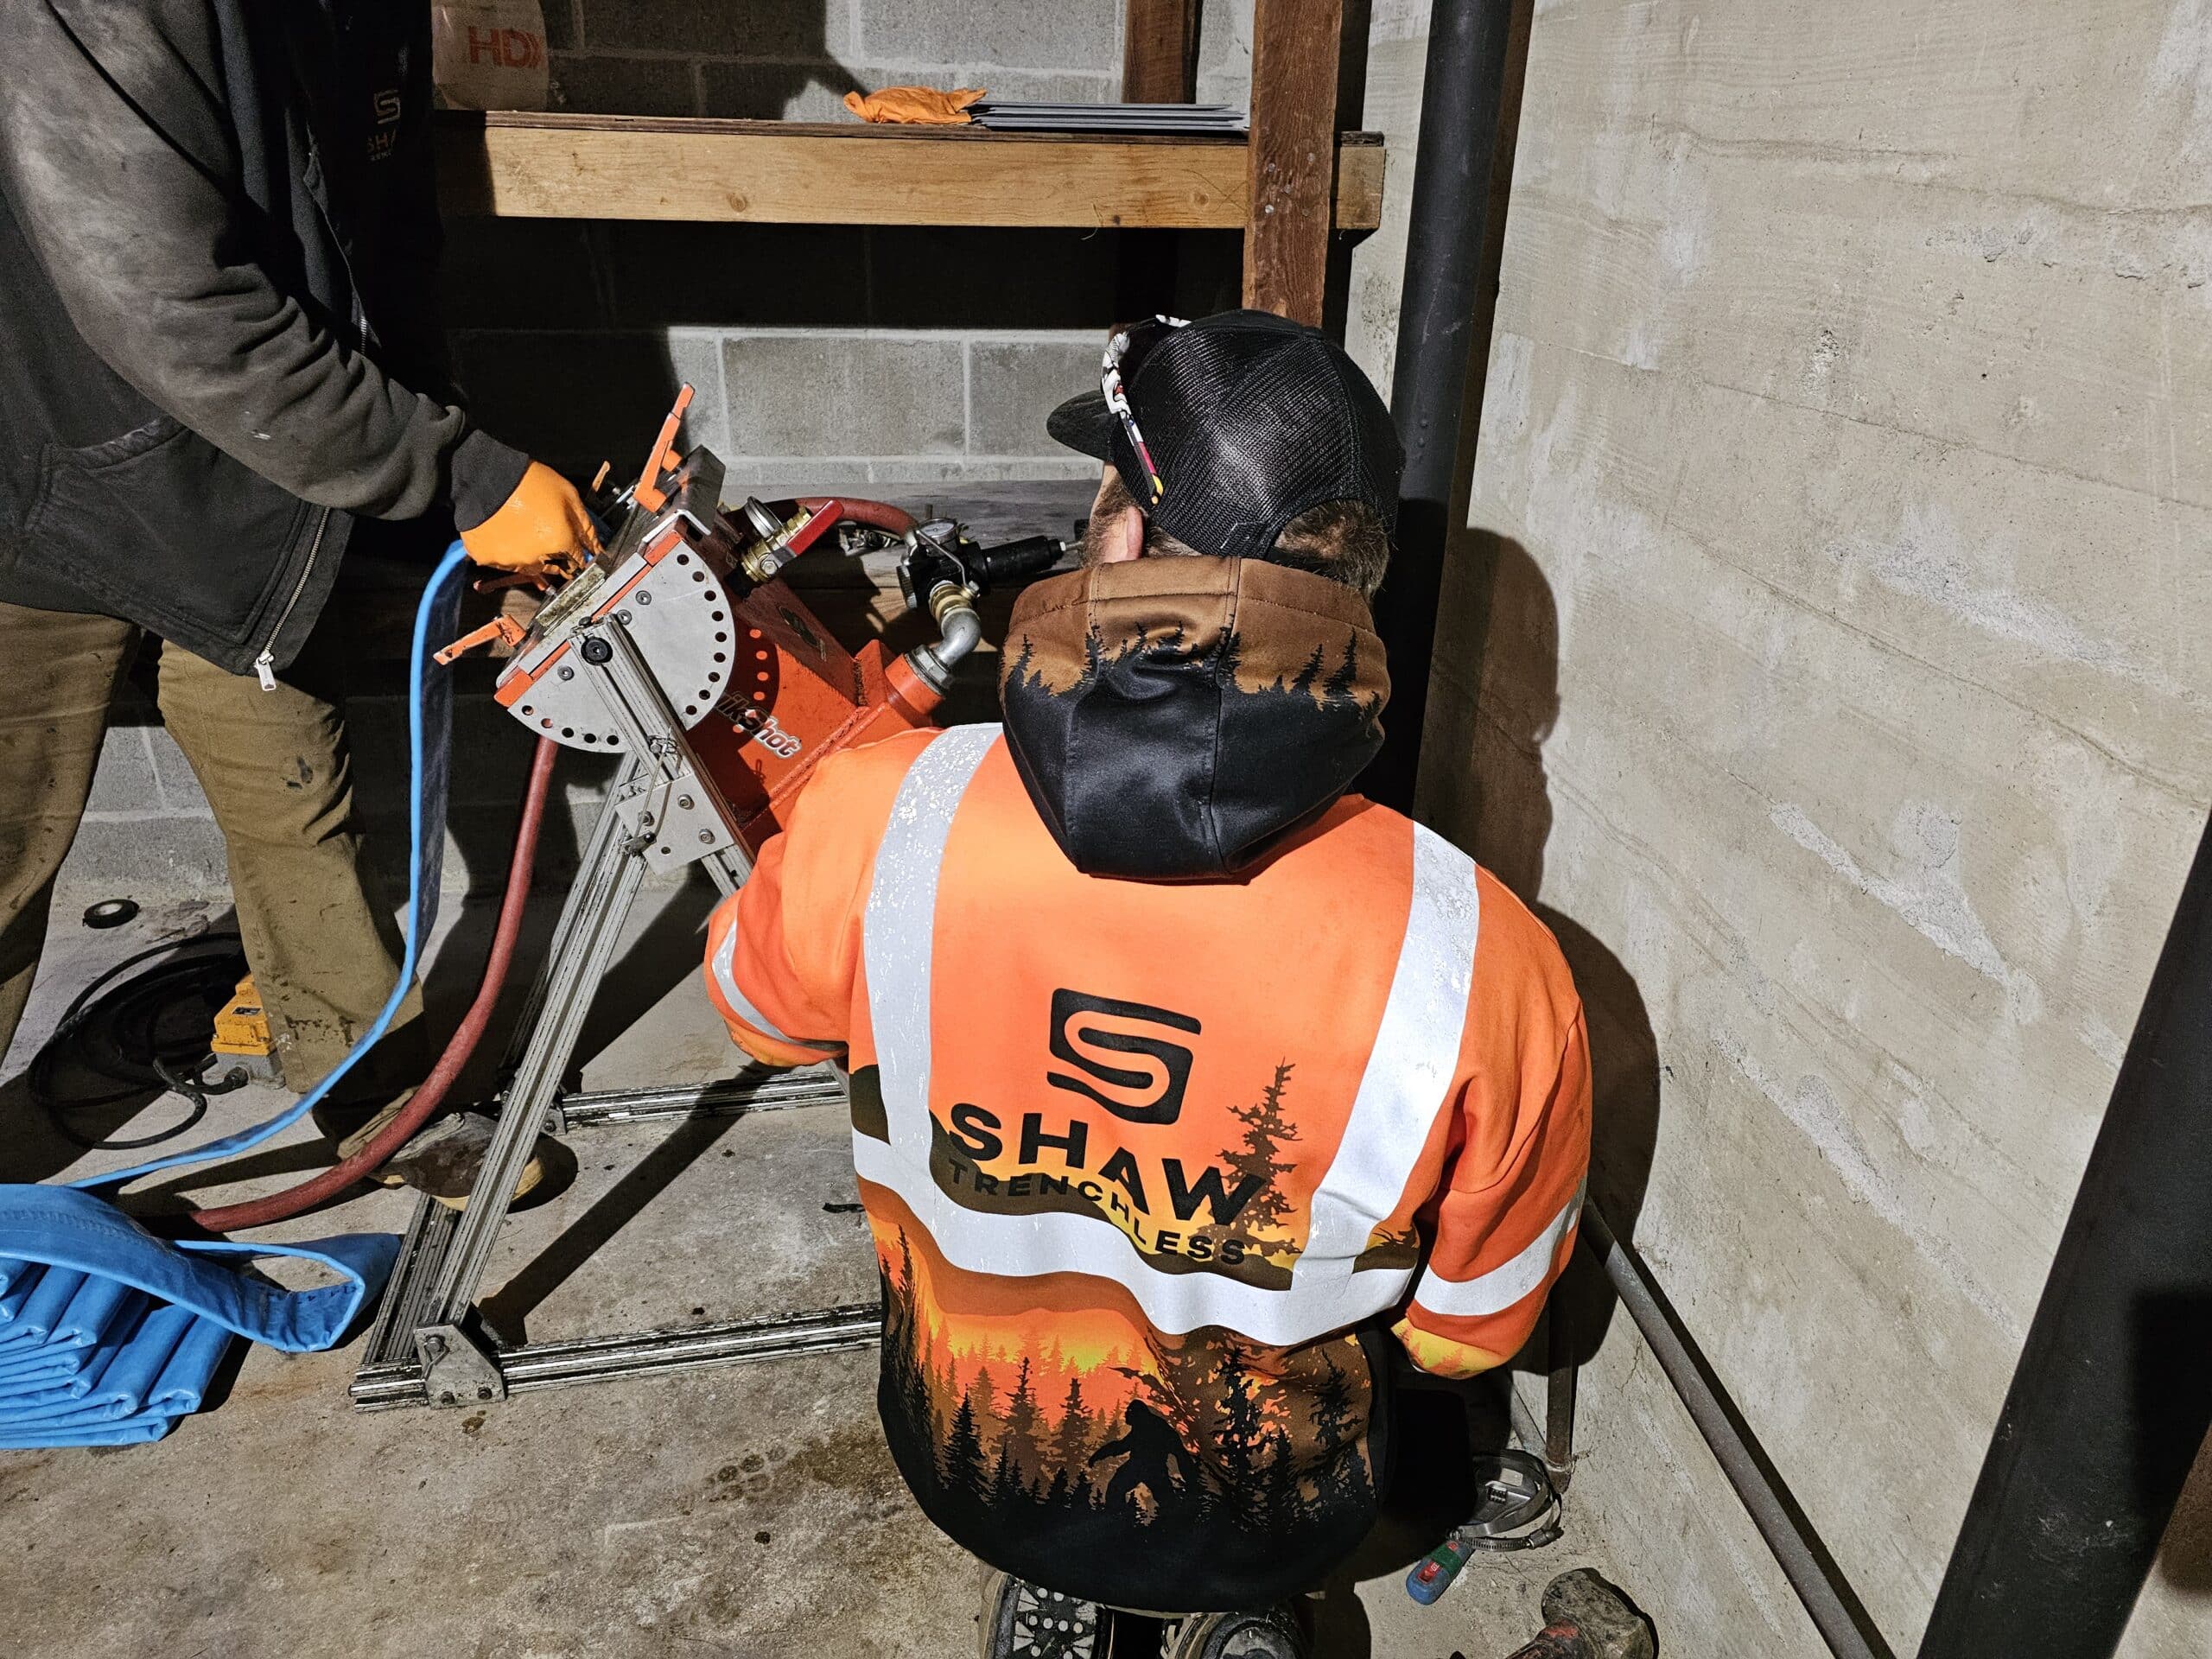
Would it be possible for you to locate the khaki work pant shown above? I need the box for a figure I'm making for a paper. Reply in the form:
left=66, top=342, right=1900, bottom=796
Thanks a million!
left=0, top=601, right=424, bottom=1109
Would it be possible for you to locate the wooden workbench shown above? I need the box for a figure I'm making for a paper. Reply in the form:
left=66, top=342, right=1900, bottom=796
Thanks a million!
left=435, top=112, right=1383, bottom=236
left=435, top=0, right=1373, bottom=325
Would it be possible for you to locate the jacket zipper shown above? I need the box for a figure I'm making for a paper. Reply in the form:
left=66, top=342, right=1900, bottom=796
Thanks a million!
left=254, top=505, right=333, bottom=690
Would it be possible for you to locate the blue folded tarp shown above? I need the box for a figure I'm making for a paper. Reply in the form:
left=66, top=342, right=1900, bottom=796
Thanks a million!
left=0, top=1188, right=398, bottom=1446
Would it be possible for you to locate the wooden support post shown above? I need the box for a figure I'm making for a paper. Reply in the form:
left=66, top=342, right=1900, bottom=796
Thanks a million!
left=1243, top=0, right=1346, bottom=324
left=1118, top=0, right=1205, bottom=324
left=1122, top=0, right=1204, bottom=104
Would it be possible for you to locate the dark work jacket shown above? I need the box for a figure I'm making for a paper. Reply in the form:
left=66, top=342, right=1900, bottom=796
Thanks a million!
left=0, top=0, right=524, bottom=677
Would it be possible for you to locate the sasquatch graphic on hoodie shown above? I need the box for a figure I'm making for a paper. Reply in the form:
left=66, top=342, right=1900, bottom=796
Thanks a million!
left=705, top=556, right=1591, bottom=1613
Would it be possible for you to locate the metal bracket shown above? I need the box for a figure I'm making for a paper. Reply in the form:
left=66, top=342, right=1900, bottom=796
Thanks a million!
left=588, top=614, right=751, bottom=893
left=415, top=1322, right=506, bottom=1408
left=614, top=765, right=739, bottom=873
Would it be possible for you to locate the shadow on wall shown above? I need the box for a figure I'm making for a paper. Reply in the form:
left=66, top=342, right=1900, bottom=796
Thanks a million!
left=1377, top=0, right=1647, bottom=1369
left=544, top=0, right=862, bottom=120
left=688, top=0, right=862, bottom=120
left=1417, top=530, right=1662, bottom=1379
left=452, top=324, right=691, bottom=482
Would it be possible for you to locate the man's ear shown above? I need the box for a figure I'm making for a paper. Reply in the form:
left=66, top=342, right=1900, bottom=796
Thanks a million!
left=1097, top=498, right=1146, bottom=565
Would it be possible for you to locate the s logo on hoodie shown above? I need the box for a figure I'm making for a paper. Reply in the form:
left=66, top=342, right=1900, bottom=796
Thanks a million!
left=1047, top=989, right=1202, bottom=1125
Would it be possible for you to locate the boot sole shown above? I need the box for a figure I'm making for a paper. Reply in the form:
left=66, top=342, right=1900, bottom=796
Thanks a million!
left=374, top=1150, right=547, bottom=1211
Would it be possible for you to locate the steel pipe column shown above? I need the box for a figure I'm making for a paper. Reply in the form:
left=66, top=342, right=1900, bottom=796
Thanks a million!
left=1366, top=0, right=1516, bottom=811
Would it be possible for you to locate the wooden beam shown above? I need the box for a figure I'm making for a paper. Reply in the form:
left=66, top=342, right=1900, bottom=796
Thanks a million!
left=1122, top=0, right=1203, bottom=103
left=1336, top=135, right=1384, bottom=235
left=434, top=114, right=1383, bottom=232
left=1243, top=0, right=1347, bottom=325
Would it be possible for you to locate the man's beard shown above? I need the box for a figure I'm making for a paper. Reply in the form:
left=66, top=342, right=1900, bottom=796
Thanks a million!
left=1076, top=513, right=1115, bottom=569
left=1077, top=507, right=1189, bottom=566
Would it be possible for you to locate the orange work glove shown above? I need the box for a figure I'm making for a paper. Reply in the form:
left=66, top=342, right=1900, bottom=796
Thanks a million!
left=842, top=86, right=986, bottom=125
left=459, top=461, right=601, bottom=582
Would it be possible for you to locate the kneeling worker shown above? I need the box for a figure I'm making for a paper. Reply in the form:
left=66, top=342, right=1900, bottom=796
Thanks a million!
left=1, top=2, right=594, bottom=1193
left=704, top=313, right=1591, bottom=1657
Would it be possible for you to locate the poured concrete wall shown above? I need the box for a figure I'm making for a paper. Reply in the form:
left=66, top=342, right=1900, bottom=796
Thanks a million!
left=1428, top=0, right=2212, bottom=1651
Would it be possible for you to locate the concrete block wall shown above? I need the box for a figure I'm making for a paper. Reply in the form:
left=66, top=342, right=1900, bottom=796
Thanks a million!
left=450, top=1, right=1261, bottom=486
left=538, top=0, right=1253, bottom=121
left=66, top=715, right=232, bottom=904
left=440, top=218, right=1150, bottom=492
left=1427, top=1, right=2212, bottom=1653
left=438, top=213, right=1247, bottom=493
left=679, top=326, right=1103, bottom=495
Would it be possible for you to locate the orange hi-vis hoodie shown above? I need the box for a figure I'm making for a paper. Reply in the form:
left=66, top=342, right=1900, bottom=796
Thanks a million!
left=704, top=556, right=1590, bottom=1613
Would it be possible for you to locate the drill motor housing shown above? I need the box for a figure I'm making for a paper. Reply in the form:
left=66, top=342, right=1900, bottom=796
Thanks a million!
left=479, top=404, right=1014, bottom=858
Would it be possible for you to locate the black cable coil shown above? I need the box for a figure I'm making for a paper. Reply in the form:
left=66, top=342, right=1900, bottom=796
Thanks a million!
left=30, top=931, right=256, bottom=1151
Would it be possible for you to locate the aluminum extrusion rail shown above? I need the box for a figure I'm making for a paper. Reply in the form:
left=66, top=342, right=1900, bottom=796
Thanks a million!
left=353, top=1067, right=856, bottom=1409
left=352, top=1303, right=883, bottom=1409
left=556, top=1070, right=848, bottom=1128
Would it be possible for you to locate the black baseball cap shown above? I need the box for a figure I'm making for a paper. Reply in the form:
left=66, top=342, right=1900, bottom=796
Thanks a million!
left=1046, top=309, right=1405, bottom=565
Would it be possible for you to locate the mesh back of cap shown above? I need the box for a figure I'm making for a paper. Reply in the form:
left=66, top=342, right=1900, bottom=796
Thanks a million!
left=1112, top=317, right=1403, bottom=565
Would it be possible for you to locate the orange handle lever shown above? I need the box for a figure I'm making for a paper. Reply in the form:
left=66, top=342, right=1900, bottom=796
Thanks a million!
left=434, top=614, right=529, bottom=666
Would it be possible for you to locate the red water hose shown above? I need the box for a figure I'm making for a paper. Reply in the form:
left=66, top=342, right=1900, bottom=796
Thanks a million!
left=797, top=496, right=916, bottom=536
left=190, top=736, right=561, bottom=1232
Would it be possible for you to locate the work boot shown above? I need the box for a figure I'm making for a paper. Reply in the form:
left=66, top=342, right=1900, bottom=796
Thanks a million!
left=330, top=1094, right=548, bottom=1212
left=313, top=1087, right=413, bottom=1153
left=979, top=1569, right=1102, bottom=1659
left=1162, top=1605, right=1308, bottom=1659
left=376, top=1112, right=548, bottom=1211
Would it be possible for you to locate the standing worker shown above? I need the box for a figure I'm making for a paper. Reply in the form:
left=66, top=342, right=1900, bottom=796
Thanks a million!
left=0, top=0, right=593, bottom=1194
left=704, top=312, right=1592, bottom=1658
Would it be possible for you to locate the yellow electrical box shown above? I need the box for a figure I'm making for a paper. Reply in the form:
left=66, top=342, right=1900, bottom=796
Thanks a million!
left=211, top=974, right=274, bottom=1058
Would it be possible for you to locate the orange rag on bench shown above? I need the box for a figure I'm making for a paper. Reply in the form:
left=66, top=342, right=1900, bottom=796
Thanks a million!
left=842, top=86, right=987, bottom=125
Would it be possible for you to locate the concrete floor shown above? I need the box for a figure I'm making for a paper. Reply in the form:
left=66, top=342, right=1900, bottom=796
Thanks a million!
left=0, top=888, right=1631, bottom=1659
